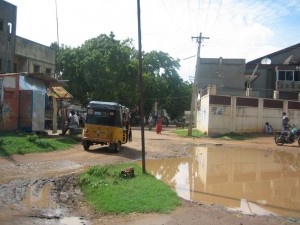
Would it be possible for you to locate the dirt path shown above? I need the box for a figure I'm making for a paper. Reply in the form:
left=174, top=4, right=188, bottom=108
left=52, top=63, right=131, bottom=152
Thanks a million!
left=0, top=127, right=298, bottom=225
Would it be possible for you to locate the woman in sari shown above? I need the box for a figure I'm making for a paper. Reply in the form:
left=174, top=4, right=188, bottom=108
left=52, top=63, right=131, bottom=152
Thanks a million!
left=156, top=115, right=162, bottom=134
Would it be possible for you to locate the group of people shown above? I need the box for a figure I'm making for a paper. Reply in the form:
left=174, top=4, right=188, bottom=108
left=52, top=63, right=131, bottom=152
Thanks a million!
left=147, top=115, right=163, bottom=134
left=264, top=112, right=291, bottom=135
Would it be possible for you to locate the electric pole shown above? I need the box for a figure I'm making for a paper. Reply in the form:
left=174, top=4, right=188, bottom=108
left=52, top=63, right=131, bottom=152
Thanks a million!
left=188, top=32, right=209, bottom=136
left=137, top=0, right=146, bottom=173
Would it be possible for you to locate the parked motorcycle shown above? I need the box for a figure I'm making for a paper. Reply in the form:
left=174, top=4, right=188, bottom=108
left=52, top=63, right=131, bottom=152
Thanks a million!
left=274, top=125, right=300, bottom=146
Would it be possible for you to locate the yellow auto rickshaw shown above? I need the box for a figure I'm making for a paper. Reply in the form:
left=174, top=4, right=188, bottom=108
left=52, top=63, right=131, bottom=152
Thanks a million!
left=81, top=101, right=132, bottom=152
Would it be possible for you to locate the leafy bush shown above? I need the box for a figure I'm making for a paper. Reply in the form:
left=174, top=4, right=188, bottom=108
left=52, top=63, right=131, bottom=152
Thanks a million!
left=27, top=134, right=38, bottom=142
left=35, top=139, right=56, bottom=149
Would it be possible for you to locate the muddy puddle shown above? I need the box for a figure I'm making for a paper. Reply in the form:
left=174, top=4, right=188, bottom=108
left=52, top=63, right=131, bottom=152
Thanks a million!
left=22, top=182, right=57, bottom=209
left=137, top=146, right=300, bottom=218
left=0, top=175, right=90, bottom=225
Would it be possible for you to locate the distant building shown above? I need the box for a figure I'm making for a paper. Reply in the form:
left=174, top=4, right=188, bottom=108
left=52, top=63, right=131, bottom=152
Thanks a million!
left=196, top=58, right=246, bottom=97
left=0, top=0, right=16, bottom=73
left=15, top=36, right=55, bottom=74
left=195, top=44, right=300, bottom=101
left=245, top=43, right=300, bottom=100
left=193, top=45, right=300, bottom=136
left=0, top=0, right=55, bottom=75
left=0, top=1, right=71, bottom=133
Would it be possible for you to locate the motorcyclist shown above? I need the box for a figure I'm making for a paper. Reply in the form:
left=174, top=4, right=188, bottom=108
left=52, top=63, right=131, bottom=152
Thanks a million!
left=282, top=112, right=290, bottom=131
left=282, top=112, right=293, bottom=141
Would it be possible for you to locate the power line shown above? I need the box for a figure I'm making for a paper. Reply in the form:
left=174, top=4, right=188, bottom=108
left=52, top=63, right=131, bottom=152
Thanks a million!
left=182, top=55, right=196, bottom=60
left=209, top=0, right=222, bottom=37
left=188, top=32, right=209, bottom=136
left=204, top=0, right=211, bottom=33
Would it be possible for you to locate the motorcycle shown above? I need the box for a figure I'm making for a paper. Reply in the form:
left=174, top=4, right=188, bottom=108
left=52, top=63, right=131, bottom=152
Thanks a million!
left=274, top=125, right=300, bottom=146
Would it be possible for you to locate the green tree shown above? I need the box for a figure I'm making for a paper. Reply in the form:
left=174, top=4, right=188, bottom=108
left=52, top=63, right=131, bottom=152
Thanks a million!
left=143, top=51, right=192, bottom=120
left=53, top=35, right=191, bottom=120
left=53, top=33, right=138, bottom=108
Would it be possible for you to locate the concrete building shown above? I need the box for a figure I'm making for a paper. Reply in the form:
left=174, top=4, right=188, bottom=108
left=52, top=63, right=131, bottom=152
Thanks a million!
left=0, top=1, right=71, bottom=133
left=194, top=44, right=300, bottom=136
left=15, top=36, right=55, bottom=74
left=196, top=58, right=246, bottom=97
left=245, top=43, right=300, bottom=100
left=0, top=0, right=16, bottom=73
left=0, top=0, right=55, bottom=75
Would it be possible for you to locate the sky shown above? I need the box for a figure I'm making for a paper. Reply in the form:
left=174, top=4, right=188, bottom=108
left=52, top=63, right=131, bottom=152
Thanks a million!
left=5, top=0, right=300, bottom=82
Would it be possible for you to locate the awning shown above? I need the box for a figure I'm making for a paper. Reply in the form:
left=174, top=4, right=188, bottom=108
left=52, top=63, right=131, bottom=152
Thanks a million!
left=24, top=73, right=73, bottom=99
left=48, top=86, right=73, bottom=99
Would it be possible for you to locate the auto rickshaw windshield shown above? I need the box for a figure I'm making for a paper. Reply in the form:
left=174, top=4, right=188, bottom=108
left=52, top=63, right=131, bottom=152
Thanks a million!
left=86, top=108, right=122, bottom=127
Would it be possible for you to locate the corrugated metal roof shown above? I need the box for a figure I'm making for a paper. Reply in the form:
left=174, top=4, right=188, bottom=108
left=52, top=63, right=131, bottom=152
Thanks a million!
left=48, top=86, right=73, bottom=99
left=24, top=73, right=68, bottom=87
left=0, top=73, right=73, bottom=100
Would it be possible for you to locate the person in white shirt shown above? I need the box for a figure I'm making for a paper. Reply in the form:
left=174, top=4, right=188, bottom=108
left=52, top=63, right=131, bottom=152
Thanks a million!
left=61, top=111, right=79, bottom=135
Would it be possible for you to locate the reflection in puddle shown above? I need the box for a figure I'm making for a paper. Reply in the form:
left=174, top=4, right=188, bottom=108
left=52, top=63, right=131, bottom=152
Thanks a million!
left=60, top=216, right=89, bottom=225
left=22, top=183, right=57, bottom=209
left=137, top=147, right=300, bottom=218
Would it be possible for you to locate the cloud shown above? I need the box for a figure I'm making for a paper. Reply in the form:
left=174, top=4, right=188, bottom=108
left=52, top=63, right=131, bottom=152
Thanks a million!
left=6, top=0, right=299, bottom=81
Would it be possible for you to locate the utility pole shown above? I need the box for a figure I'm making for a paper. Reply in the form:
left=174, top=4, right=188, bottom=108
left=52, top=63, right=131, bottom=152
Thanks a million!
left=188, top=32, right=209, bottom=136
left=137, top=0, right=146, bottom=173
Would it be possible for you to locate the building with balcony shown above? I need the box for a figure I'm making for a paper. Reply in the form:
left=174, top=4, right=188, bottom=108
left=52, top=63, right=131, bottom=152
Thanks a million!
left=245, top=43, right=300, bottom=100
left=194, top=44, right=300, bottom=135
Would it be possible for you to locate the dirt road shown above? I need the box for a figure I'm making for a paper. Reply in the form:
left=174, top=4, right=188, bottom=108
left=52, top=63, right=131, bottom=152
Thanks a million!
left=0, top=127, right=297, bottom=225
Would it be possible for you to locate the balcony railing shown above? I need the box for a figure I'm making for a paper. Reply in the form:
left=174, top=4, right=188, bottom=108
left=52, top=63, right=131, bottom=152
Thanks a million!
left=276, top=80, right=300, bottom=91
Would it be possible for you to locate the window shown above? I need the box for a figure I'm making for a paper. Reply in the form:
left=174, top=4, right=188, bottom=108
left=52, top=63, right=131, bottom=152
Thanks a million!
left=46, top=68, right=52, bottom=74
left=33, top=65, right=40, bottom=73
left=7, top=60, right=11, bottom=73
left=0, top=19, right=3, bottom=31
left=295, top=71, right=300, bottom=81
left=13, top=63, right=17, bottom=73
left=278, top=70, right=296, bottom=81
left=286, top=71, right=293, bottom=81
left=0, top=78, right=3, bottom=101
left=278, top=71, right=285, bottom=80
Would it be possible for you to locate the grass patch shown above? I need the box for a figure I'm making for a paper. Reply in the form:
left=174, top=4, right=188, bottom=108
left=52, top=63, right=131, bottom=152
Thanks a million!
left=173, top=128, right=206, bottom=138
left=79, top=163, right=181, bottom=214
left=214, top=133, right=257, bottom=140
left=0, top=132, right=77, bottom=156
left=173, top=129, right=259, bottom=141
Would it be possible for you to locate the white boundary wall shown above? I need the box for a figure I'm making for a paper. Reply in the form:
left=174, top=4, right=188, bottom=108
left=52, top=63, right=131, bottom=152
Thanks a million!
left=197, top=94, right=300, bottom=136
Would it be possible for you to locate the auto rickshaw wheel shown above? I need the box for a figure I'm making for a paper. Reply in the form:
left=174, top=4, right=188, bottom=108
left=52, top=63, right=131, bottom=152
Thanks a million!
left=82, top=141, right=90, bottom=150
left=114, top=141, right=121, bottom=153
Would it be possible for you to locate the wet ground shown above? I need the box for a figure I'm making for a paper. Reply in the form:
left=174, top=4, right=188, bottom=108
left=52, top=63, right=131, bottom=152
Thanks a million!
left=137, top=146, right=300, bottom=218
left=0, top=127, right=299, bottom=225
